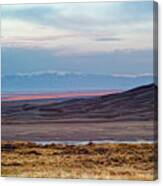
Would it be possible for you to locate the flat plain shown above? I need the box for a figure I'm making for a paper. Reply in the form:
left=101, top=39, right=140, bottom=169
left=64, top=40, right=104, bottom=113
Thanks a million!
left=2, top=121, right=155, bottom=141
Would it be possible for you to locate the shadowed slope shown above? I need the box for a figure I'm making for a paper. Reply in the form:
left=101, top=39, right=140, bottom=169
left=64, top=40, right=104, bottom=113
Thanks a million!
left=2, top=84, right=157, bottom=123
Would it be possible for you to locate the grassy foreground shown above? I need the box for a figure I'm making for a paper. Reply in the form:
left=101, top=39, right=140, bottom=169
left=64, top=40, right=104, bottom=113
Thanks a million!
left=1, top=141, right=158, bottom=180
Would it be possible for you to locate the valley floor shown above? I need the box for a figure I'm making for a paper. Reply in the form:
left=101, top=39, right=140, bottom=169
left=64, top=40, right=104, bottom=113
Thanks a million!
left=1, top=121, right=156, bottom=141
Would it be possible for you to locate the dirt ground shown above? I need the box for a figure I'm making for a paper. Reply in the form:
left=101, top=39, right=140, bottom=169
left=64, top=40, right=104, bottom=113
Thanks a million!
left=1, top=121, right=155, bottom=141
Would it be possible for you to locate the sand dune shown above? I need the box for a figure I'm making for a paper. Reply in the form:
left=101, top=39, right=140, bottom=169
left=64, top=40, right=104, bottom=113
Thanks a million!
left=1, top=84, right=157, bottom=141
left=2, top=83, right=157, bottom=123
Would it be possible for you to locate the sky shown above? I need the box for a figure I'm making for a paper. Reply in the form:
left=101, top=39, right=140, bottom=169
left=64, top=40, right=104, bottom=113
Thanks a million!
left=1, top=1, right=154, bottom=76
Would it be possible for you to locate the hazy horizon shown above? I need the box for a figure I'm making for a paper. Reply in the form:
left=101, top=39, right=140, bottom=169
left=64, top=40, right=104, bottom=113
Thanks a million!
left=1, top=1, right=154, bottom=92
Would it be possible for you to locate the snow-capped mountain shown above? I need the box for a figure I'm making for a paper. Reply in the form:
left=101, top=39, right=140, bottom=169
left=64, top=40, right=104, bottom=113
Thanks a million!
left=2, top=71, right=154, bottom=92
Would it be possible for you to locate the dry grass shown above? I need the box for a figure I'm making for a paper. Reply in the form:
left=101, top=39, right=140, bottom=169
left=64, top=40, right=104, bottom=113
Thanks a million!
left=1, top=141, right=158, bottom=180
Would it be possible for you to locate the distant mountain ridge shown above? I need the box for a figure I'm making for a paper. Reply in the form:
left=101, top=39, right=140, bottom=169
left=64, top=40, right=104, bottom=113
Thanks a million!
left=2, top=72, right=153, bottom=92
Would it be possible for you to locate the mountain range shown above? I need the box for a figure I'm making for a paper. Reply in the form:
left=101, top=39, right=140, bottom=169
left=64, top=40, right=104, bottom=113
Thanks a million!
left=2, top=72, right=153, bottom=92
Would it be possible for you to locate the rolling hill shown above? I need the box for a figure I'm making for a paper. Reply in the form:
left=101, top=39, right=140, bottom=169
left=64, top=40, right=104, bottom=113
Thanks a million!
left=2, top=83, right=157, bottom=124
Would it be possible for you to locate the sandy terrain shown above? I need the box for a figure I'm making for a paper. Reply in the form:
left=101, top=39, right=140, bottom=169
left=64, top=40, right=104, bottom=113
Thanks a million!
left=1, top=84, right=158, bottom=180
left=2, top=121, right=156, bottom=141
left=1, top=84, right=157, bottom=141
